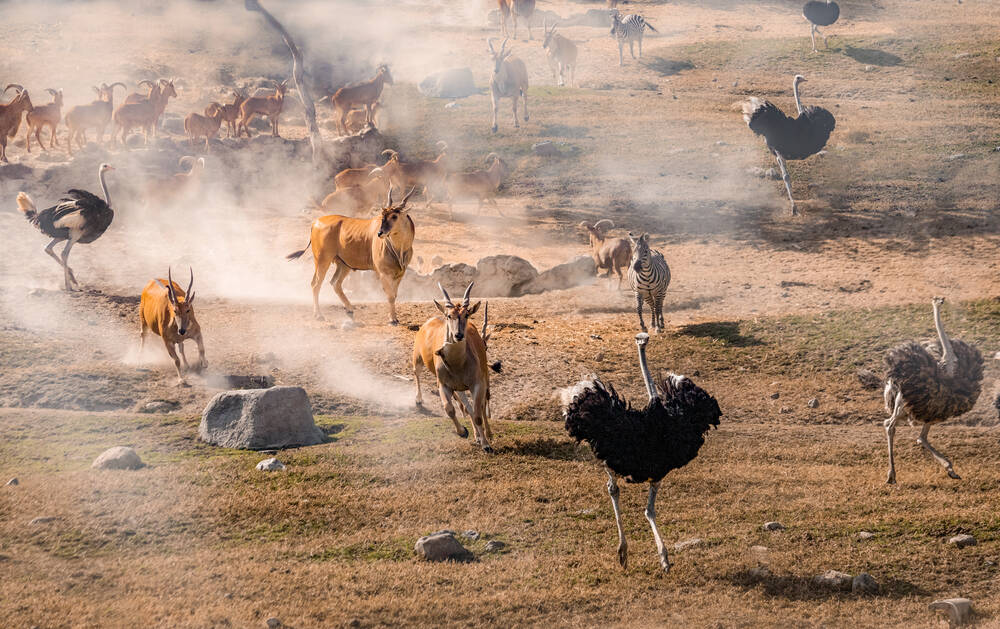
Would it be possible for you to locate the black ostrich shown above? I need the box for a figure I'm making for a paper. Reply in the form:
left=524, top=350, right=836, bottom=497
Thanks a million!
left=802, top=1, right=839, bottom=52
left=16, top=163, right=116, bottom=291
left=563, top=333, right=721, bottom=572
left=883, top=297, right=983, bottom=484
left=741, top=74, right=835, bottom=215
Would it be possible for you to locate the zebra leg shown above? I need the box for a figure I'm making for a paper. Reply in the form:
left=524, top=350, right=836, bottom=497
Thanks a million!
left=635, top=290, right=647, bottom=332
left=774, top=151, right=798, bottom=215
left=917, top=423, right=961, bottom=480
left=618, top=41, right=624, bottom=66
left=638, top=34, right=643, bottom=59
left=522, top=88, right=529, bottom=122
left=655, top=296, right=665, bottom=333
left=629, top=39, right=636, bottom=60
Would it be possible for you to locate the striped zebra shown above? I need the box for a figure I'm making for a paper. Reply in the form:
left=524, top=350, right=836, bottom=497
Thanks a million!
left=609, top=10, right=658, bottom=66
left=627, top=232, right=670, bottom=333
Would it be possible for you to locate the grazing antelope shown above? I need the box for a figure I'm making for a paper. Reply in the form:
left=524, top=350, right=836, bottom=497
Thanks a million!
left=217, top=88, right=247, bottom=138
left=25, top=89, right=63, bottom=152
left=487, top=38, right=529, bottom=133
left=542, top=21, right=578, bottom=87
left=139, top=268, right=206, bottom=386
left=0, top=85, right=33, bottom=162
left=287, top=186, right=417, bottom=325
left=379, top=142, right=448, bottom=205
left=412, top=283, right=495, bottom=452
left=237, top=80, right=288, bottom=138
left=64, top=82, right=125, bottom=155
left=580, top=219, right=631, bottom=288
left=328, top=65, right=392, bottom=135
left=444, top=152, right=508, bottom=217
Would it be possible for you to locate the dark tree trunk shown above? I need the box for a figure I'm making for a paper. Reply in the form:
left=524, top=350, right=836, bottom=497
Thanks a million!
left=244, top=0, right=322, bottom=162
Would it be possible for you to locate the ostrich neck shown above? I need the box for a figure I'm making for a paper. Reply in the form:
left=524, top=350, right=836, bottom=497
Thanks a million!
left=793, top=80, right=804, bottom=116
left=636, top=341, right=659, bottom=402
left=99, top=169, right=111, bottom=207
left=933, top=303, right=957, bottom=376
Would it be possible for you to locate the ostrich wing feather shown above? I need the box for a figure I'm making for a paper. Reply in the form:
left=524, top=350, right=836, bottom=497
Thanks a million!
left=885, top=340, right=983, bottom=423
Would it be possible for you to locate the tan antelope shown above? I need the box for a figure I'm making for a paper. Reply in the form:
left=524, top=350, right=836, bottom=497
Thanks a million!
left=327, top=65, right=392, bottom=135
left=139, top=268, right=206, bottom=386
left=379, top=142, right=448, bottom=205
left=120, top=78, right=177, bottom=139
left=487, top=38, right=529, bottom=133
left=183, top=102, right=224, bottom=150
left=237, top=80, right=288, bottom=138
left=64, top=82, right=126, bottom=155
left=25, top=88, right=63, bottom=152
left=444, top=152, right=508, bottom=217
left=497, top=0, right=511, bottom=36
left=0, top=85, right=33, bottom=162
left=286, top=186, right=417, bottom=325
left=333, top=162, right=379, bottom=190
left=412, top=282, right=495, bottom=453
left=217, top=88, right=247, bottom=138
left=315, top=168, right=390, bottom=215
left=580, top=219, right=631, bottom=288
left=511, top=0, right=536, bottom=40
left=113, top=79, right=177, bottom=147
left=542, top=21, right=578, bottom=87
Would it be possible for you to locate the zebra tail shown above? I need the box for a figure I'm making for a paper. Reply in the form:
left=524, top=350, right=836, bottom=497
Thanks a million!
left=645, top=21, right=658, bottom=33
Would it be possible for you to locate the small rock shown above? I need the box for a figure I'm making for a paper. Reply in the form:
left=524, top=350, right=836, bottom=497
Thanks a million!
left=444, top=101, right=459, bottom=109
left=807, top=398, right=819, bottom=408
left=852, top=573, right=879, bottom=594
left=589, top=334, right=602, bottom=340
left=30, top=516, right=58, bottom=525
left=763, top=521, right=785, bottom=531
left=256, top=458, right=285, bottom=472
left=858, top=531, right=875, bottom=541
left=91, top=446, right=144, bottom=470
left=483, top=540, right=507, bottom=552
left=929, top=598, right=972, bottom=627
left=946, top=153, right=966, bottom=161
left=813, top=570, right=853, bottom=591
left=415, top=532, right=473, bottom=562
left=462, top=530, right=480, bottom=541
left=141, top=400, right=177, bottom=413
left=6, top=477, right=18, bottom=486
left=673, top=538, right=703, bottom=551
left=265, top=618, right=281, bottom=629
left=769, top=392, right=780, bottom=400
left=532, top=141, right=560, bottom=157
left=864, top=64, right=874, bottom=72
left=949, top=534, right=977, bottom=548
left=594, top=352, right=605, bottom=362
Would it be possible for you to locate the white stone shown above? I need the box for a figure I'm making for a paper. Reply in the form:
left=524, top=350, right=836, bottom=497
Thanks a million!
left=949, top=534, right=976, bottom=548
left=763, top=521, right=785, bottom=531
left=256, top=458, right=285, bottom=472
left=91, top=446, right=144, bottom=470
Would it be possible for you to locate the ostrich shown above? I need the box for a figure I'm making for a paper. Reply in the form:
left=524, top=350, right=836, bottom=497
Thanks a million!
left=741, top=74, right=835, bottom=215
left=802, top=1, right=839, bottom=53
left=883, top=297, right=984, bottom=484
left=563, top=333, right=721, bottom=572
left=16, top=163, right=116, bottom=291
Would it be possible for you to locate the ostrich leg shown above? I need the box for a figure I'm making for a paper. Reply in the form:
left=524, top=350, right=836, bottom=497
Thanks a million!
left=606, top=467, right=628, bottom=569
left=917, top=423, right=961, bottom=479
left=810, top=24, right=819, bottom=53
left=884, top=389, right=904, bottom=484
left=773, top=151, right=798, bottom=215
left=60, top=239, right=80, bottom=291
left=645, top=481, right=671, bottom=573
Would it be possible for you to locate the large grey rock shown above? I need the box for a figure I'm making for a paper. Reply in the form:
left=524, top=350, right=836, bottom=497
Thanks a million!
left=429, top=263, right=477, bottom=293
left=414, top=532, right=473, bottom=562
left=92, top=446, right=144, bottom=470
left=419, top=68, right=477, bottom=99
left=200, top=386, right=324, bottom=450
left=813, top=570, right=853, bottom=591
left=475, top=255, right=539, bottom=297
left=929, top=598, right=972, bottom=627
left=523, top=256, right=596, bottom=294
left=949, top=534, right=977, bottom=548
left=762, top=521, right=785, bottom=531
left=256, top=458, right=286, bottom=471
left=852, top=573, right=879, bottom=594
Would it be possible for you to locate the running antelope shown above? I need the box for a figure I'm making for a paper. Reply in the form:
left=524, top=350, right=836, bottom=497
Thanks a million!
left=139, top=268, right=206, bottom=386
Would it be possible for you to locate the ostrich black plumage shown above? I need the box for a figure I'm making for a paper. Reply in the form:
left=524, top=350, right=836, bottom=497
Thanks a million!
left=16, top=163, right=115, bottom=291
left=563, top=333, right=721, bottom=572
left=802, top=1, right=839, bottom=52
left=742, top=74, right=835, bottom=215
left=883, top=297, right=983, bottom=484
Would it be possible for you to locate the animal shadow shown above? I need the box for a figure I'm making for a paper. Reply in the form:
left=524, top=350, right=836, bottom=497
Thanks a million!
left=726, top=570, right=929, bottom=600
left=644, top=57, right=695, bottom=77
left=842, top=46, right=903, bottom=67
left=497, top=437, right=589, bottom=461
left=675, top=321, right=763, bottom=347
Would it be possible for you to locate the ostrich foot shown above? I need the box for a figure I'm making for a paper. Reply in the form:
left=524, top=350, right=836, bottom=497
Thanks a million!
left=659, top=551, right=671, bottom=573
left=947, top=469, right=961, bottom=480
left=617, top=542, right=628, bottom=569
left=886, top=472, right=896, bottom=485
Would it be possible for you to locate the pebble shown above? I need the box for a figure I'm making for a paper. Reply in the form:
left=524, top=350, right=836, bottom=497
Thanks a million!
left=673, top=538, right=703, bottom=551
left=807, top=398, right=819, bottom=408
left=483, top=540, right=507, bottom=552
left=265, top=618, right=281, bottom=629
left=256, top=458, right=286, bottom=472
left=462, top=530, right=480, bottom=541
left=858, top=531, right=875, bottom=541
left=762, top=521, right=785, bottom=531
left=852, top=573, right=879, bottom=594
left=769, top=392, right=780, bottom=400
left=594, top=352, right=605, bottom=362
left=949, top=534, right=977, bottom=548
left=29, top=516, right=58, bottom=525
left=6, top=477, right=18, bottom=486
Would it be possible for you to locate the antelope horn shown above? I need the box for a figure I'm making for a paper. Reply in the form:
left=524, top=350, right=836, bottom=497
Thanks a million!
left=178, top=155, right=196, bottom=170
left=108, top=82, right=127, bottom=93
left=436, top=140, right=448, bottom=152
left=462, top=281, right=474, bottom=307
left=579, top=221, right=591, bottom=228
left=438, top=283, right=455, bottom=307
left=487, top=37, right=497, bottom=54
left=186, top=267, right=194, bottom=299
left=167, top=268, right=178, bottom=304
left=386, top=184, right=394, bottom=206
left=400, top=186, right=417, bottom=206
left=593, top=219, right=614, bottom=231
left=484, top=152, right=499, bottom=165
left=45, top=88, right=58, bottom=97
left=3, top=84, right=24, bottom=95
left=137, top=79, right=155, bottom=90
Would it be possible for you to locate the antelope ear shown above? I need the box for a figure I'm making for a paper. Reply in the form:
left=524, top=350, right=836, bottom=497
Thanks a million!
left=433, top=299, right=447, bottom=314
left=468, top=301, right=482, bottom=315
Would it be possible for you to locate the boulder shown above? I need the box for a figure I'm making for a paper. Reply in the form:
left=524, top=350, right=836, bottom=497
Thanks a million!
left=483, top=540, right=507, bottom=552
left=429, top=263, right=478, bottom=292
left=414, top=532, right=474, bottom=562
left=813, top=570, right=853, bottom=591
left=852, top=573, right=879, bottom=594
left=762, top=521, right=785, bottom=531
left=92, top=446, right=144, bottom=470
left=949, top=534, right=977, bottom=548
left=475, top=255, right=539, bottom=297
left=522, top=256, right=596, bottom=294
left=929, top=598, right=972, bottom=627
left=418, top=68, right=477, bottom=99
left=200, top=386, right=324, bottom=450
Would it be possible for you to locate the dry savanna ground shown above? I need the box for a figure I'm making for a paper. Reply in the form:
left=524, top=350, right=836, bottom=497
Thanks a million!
left=2, top=0, right=1000, bottom=627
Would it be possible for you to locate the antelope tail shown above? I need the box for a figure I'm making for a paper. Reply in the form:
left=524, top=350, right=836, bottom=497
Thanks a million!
left=286, top=237, right=312, bottom=261
left=16, top=192, right=37, bottom=221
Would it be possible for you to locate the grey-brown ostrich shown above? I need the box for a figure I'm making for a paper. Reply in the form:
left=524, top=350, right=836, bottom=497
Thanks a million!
left=883, top=297, right=984, bottom=484
left=563, top=333, right=721, bottom=572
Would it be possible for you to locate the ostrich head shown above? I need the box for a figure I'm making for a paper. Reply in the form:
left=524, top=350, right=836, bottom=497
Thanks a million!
left=794, top=74, right=807, bottom=86
left=99, top=163, right=114, bottom=174
left=434, top=282, right=481, bottom=343
left=932, top=296, right=945, bottom=308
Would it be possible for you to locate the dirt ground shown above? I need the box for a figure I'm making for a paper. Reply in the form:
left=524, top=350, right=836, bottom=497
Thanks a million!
left=1, top=0, right=1000, bottom=627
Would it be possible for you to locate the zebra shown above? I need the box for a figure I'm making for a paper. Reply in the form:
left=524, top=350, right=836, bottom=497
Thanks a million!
left=609, top=10, right=658, bottom=66
left=627, top=232, right=670, bottom=333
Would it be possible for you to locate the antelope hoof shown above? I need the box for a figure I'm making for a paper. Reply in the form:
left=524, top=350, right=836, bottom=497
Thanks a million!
left=947, top=469, right=961, bottom=480
left=457, top=426, right=469, bottom=438
left=482, top=445, right=494, bottom=454
left=313, top=312, right=325, bottom=321
left=491, top=125, right=498, bottom=134
left=176, top=379, right=190, bottom=388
